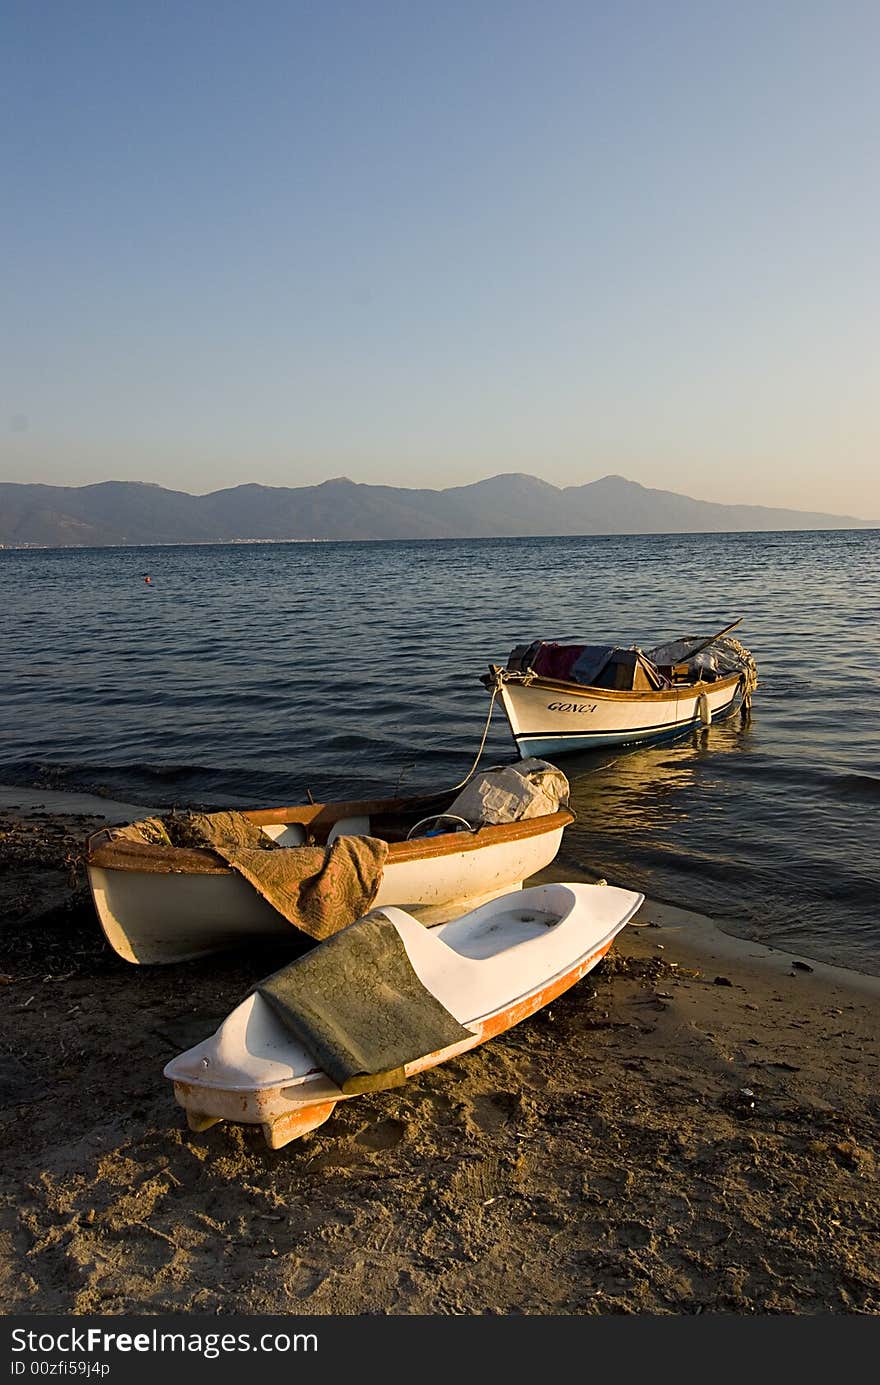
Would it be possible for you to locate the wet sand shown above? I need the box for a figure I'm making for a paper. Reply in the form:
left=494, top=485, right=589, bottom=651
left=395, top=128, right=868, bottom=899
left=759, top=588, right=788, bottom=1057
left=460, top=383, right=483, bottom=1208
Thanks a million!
left=1, top=799, right=878, bottom=1315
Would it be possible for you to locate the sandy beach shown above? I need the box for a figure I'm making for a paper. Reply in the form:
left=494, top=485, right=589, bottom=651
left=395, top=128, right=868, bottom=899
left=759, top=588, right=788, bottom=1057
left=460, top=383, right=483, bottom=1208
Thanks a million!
left=1, top=798, right=878, bottom=1315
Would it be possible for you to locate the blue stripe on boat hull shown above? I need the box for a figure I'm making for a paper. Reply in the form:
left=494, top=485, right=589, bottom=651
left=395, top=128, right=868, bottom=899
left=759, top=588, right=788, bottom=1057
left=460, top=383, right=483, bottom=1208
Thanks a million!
left=513, top=689, right=743, bottom=759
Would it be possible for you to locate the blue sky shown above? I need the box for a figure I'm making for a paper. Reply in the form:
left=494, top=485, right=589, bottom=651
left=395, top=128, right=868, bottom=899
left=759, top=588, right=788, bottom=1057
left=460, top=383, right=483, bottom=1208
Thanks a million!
left=3, top=1, right=878, bottom=518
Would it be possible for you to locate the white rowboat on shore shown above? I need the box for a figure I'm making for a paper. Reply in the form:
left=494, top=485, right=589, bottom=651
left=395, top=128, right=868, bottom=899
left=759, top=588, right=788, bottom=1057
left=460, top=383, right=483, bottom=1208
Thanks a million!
left=86, top=791, right=574, bottom=965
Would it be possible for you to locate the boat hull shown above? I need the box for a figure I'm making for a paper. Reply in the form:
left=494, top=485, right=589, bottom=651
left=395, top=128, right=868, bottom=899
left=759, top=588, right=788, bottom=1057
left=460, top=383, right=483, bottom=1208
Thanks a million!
left=167, top=882, right=643, bottom=1148
left=496, top=670, right=745, bottom=758
left=87, top=811, right=571, bottom=964
left=170, top=938, right=615, bottom=1148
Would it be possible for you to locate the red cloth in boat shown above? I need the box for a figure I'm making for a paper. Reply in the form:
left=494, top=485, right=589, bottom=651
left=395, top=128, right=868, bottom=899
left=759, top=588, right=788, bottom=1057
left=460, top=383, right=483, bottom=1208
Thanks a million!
left=530, top=641, right=588, bottom=681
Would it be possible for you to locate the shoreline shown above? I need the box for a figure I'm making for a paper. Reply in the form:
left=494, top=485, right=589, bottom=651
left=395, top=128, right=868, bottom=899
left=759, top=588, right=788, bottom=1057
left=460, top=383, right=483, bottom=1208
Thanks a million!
left=643, top=897, right=880, bottom=1001
left=1, top=796, right=878, bottom=1314
left=3, top=782, right=876, bottom=992
left=543, top=853, right=880, bottom=1001
left=2, top=525, right=878, bottom=554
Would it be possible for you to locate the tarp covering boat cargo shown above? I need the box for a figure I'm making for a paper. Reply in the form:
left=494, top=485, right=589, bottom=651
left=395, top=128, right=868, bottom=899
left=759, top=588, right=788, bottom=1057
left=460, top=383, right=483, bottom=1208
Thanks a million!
left=448, top=758, right=569, bottom=826
left=510, top=640, right=669, bottom=691
left=506, top=621, right=756, bottom=698
left=645, top=634, right=758, bottom=693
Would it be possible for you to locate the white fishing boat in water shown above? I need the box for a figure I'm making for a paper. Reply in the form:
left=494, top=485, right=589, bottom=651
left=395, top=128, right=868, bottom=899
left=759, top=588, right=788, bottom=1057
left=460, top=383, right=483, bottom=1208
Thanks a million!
left=86, top=767, right=573, bottom=965
left=165, top=881, right=644, bottom=1148
left=483, top=619, right=758, bottom=758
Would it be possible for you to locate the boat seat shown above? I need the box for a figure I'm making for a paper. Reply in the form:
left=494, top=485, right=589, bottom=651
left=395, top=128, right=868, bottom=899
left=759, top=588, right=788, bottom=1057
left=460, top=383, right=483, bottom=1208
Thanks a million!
left=377, top=894, right=573, bottom=1024
left=261, top=822, right=308, bottom=847
left=327, top=815, right=372, bottom=845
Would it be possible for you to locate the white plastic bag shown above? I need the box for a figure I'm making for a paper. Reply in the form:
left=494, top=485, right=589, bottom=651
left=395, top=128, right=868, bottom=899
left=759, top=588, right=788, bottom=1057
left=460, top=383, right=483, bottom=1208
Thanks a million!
left=448, top=758, right=569, bottom=826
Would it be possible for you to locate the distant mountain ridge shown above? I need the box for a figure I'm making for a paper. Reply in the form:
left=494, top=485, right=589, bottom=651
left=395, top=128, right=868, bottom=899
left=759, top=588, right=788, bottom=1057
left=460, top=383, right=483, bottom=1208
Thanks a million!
left=0, top=473, right=874, bottom=547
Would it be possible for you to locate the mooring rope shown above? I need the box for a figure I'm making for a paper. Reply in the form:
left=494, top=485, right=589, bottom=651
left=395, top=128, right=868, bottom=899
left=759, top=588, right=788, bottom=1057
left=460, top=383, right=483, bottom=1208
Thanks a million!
left=443, top=676, right=502, bottom=794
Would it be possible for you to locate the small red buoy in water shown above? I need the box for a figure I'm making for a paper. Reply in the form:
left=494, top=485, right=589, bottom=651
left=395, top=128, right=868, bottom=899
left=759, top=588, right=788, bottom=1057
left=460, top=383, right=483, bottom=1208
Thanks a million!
left=144, top=575, right=152, bottom=585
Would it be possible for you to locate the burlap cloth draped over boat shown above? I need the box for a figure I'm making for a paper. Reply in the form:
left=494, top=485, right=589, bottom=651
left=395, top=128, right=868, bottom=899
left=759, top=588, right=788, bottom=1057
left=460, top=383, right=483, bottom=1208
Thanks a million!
left=256, top=911, right=471, bottom=1094
left=113, top=810, right=389, bottom=942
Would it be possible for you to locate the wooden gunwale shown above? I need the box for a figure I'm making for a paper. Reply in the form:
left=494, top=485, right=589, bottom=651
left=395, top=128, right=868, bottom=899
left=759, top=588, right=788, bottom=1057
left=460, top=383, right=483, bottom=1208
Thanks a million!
left=378, top=807, right=573, bottom=863
left=501, top=668, right=743, bottom=702
left=86, top=805, right=574, bottom=876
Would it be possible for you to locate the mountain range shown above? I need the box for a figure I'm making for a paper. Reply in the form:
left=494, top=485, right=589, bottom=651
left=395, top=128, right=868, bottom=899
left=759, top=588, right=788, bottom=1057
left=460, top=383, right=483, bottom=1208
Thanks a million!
left=0, top=474, right=874, bottom=547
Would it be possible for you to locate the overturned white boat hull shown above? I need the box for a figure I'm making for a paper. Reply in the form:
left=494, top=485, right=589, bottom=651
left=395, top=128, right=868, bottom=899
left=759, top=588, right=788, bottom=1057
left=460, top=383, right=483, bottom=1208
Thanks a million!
left=165, top=882, right=644, bottom=1148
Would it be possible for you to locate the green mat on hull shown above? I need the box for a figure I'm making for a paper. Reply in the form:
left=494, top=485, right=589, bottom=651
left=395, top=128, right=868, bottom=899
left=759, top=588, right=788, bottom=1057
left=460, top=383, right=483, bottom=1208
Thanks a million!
left=256, top=912, right=471, bottom=1093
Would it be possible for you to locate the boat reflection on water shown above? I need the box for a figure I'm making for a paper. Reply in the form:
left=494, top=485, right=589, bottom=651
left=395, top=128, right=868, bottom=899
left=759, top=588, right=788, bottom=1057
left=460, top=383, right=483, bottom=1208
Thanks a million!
left=552, top=715, right=755, bottom=905
left=548, top=708, right=880, bottom=977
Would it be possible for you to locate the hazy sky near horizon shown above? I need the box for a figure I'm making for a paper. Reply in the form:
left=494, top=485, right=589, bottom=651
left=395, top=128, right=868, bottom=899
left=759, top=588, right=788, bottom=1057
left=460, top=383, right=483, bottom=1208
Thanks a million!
left=3, top=1, right=879, bottom=519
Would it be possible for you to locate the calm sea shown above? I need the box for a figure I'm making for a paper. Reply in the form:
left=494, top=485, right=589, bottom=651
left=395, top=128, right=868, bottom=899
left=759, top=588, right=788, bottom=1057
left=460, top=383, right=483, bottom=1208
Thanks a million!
left=1, top=531, right=878, bottom=973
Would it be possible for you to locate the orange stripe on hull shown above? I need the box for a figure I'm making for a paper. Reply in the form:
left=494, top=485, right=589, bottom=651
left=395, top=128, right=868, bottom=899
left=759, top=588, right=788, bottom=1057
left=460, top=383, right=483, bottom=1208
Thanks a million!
left=405, top=937, right=613, bottom=1073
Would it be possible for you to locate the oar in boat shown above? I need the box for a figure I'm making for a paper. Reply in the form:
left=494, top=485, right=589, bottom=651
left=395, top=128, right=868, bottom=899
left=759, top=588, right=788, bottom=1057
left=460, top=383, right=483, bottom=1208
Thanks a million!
left=645, top=617, right=743, bottom=668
